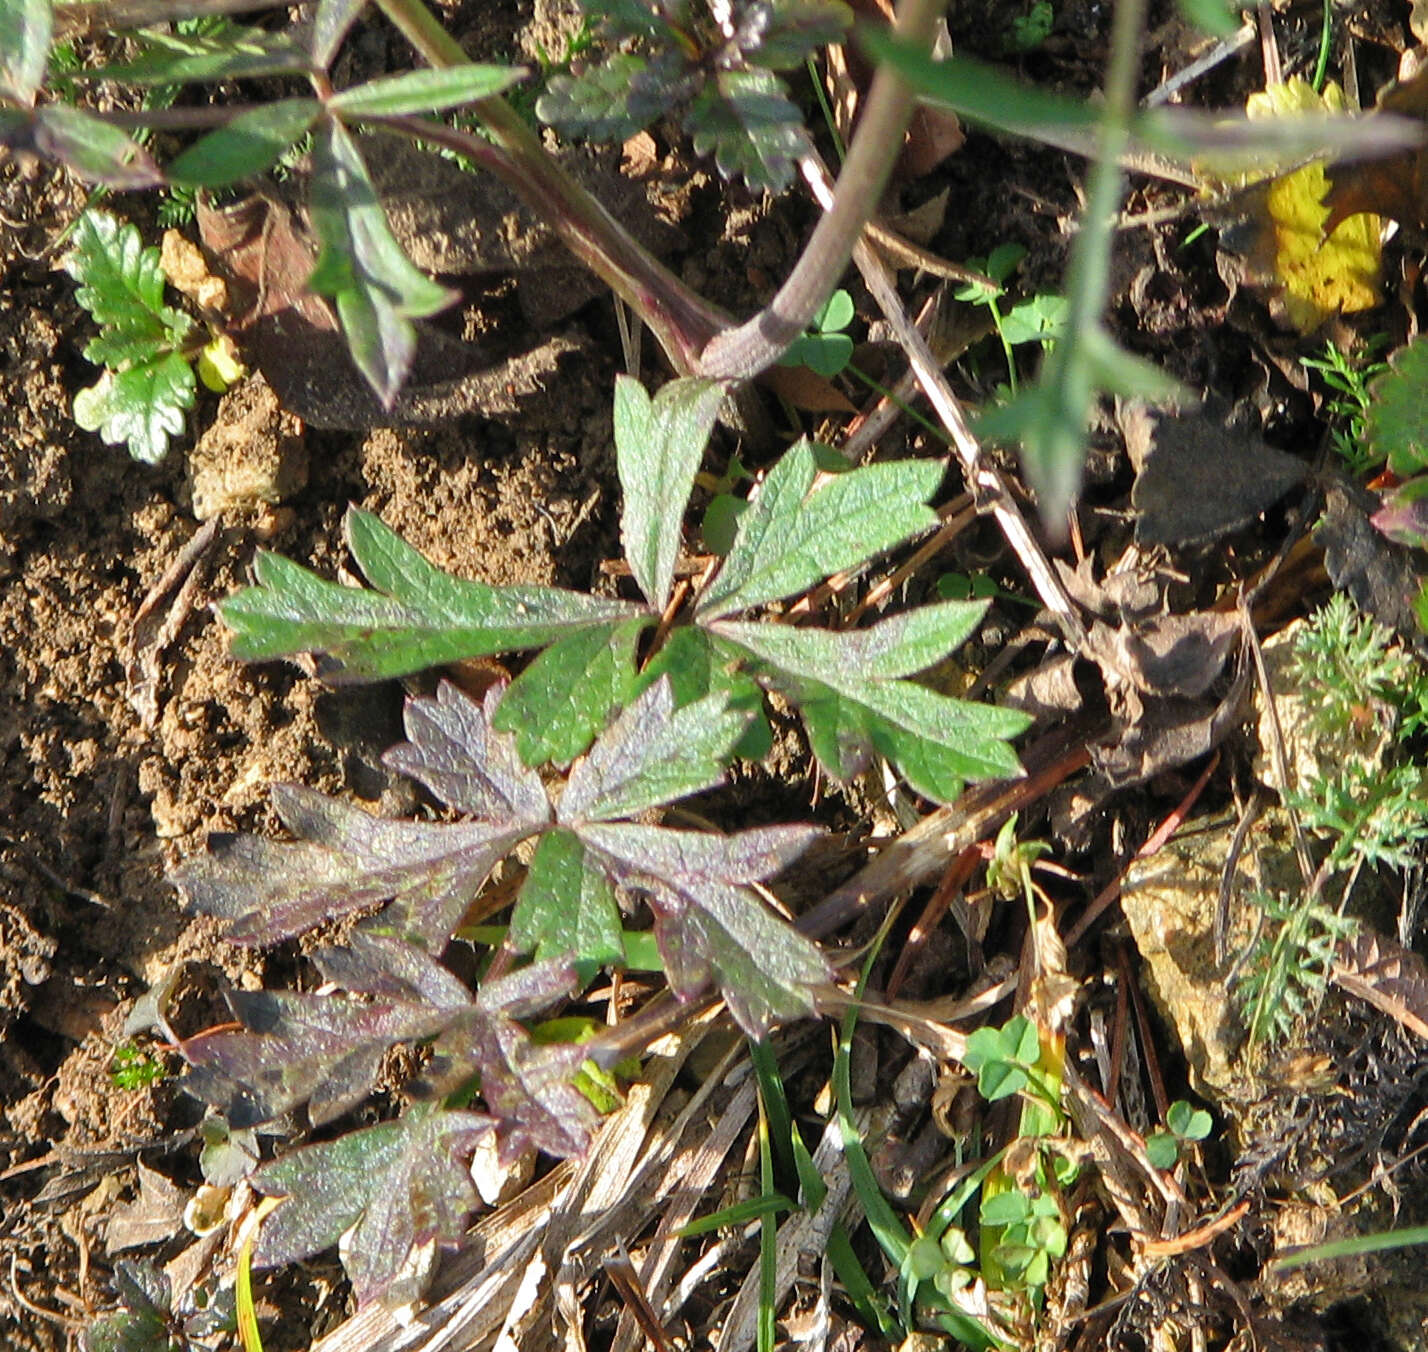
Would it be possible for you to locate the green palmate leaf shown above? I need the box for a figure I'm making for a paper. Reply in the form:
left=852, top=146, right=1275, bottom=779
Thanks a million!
left=221, top=507, right=645, bottom=680
left=493, top=618, right=646, bottom=767
left=685, top=66, right=809, bottom=193
left=579, top=820, right=828, bottom=1032
left=328, top=63, right=524, bottom=118
left=68, top=25, right=310, bottom=85
left=31, top=105, right=162, bottom=187
left=509, top=828, right=623, bottom=977
left=167, top=98, right=319, bottom=187
left=253, top=1106, right=492, bottom=1309
left=72, top=356, right=195, bottom=464
left=715, top=616, right=1028, bottom=802
left=0, top=0, right=51, bottom=104
left=697, top=441, right=942, bottom=620
left=616, top=375, right=724, bottom=611
left=307, top=120, right=455, bottom=406
left=312, top=0, right=367, bottom=67
left=560, top=678, right=753, bottom=823
left=1367, top=336, right=1428, bottom=477
left=637, top=627, right=772, bottom=759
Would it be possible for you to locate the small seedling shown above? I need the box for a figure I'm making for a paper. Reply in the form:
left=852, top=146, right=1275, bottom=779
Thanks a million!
left=82, top=1259, right=234, bottom=1352
left=778, top=288, right=855, bottom=378
left=953, top=244, right=1067, bottom=397
left=110, top=1042, right=168, bottom=1091
left=1238, top=596, right=1428, bottom=1047
left=62, top=210, right=229, bottom=464
left=1006, top=0, right=1055, bottom=51
left=961, top=1013, right=1048, bottom=1105
left=1300, top=338, right=1390, bottom=478
left=1145, top=1098, right=1213, bottom=1169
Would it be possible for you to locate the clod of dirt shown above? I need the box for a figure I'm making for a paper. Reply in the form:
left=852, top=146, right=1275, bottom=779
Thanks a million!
left=1120, top=807, right=1299, bottom=1098
left=187, top=375, right=307, bottom=520
left=0, top=900, right=56, bottom=1030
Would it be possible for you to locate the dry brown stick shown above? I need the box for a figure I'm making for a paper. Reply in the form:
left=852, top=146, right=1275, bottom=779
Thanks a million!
left=799, top=157, right=1091, bottom=657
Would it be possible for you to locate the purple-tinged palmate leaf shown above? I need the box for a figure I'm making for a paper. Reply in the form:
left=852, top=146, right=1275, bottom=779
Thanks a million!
left=313, top=929, right=474, bottom=1004
left=171, top=782, right=539, bottom=951
left=182, top=985, right=467, bottom=1129
left=579, top=821, right=828, bottom=1032
left=426, top=963, right=599, bottom=1160
left=559, top=678, right=751, bottom=823
left=253, top=1105, right=492, bottom=1309
left=383, top=681, right=549, bottom=823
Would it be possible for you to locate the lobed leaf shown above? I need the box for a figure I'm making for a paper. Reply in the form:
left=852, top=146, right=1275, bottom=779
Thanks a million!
left=72, top=356, right=195, bottom=464
left=382, top=681, right=549, bottom=823
left=423, top=963, right=600, bottom=1160
left=636, top=626, right=773, bottom=759
left=616, top=375, right=725, bottom=611
left=537, top=50, right=692, bottom=141
left=183, top=985, right=465, bottom=1128
left=327, top=63, right=525, bottom=118
left=221, top=507, right=644, bottom=680
left=492, top=618, right=646, bottom=767
left=735, top=0, right=852, bottom=70
left=685, top=66, right=809, bottom=193
left=253, top=1106, right=492, bottom=1309
left=560, top=677, right=752, bottom=823
left=64, top=210, right=192, bottom=353
left=167, top=98, right=320, bottom=188
left=171, top=782, right=536, bottom=950
left=1367, top=335, right=1428, bottom=477
left=715, top=618, right=1028, bottom=801
left=696, top=441, right=942, bottom=620
left=306, top=120, right=455, bottom=406
left=580, top=821, right=828, bottom=1032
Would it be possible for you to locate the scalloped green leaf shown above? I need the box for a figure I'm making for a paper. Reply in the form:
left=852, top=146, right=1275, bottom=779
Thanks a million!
left=72, top=356, right=195, bottom=464
left=685, top=66, right=808, bottom=193
left=1367, top=336, right=1428, bottom=477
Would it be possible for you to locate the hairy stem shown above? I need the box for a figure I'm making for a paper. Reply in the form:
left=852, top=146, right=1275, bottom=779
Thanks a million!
left=376, top=0, right=943, bottom=385
left=375, top=0, right=730, bottom=373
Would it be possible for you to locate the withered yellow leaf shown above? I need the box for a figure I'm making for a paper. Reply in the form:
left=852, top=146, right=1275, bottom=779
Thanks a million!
left=1239, top=79, right=1382, bottom=333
